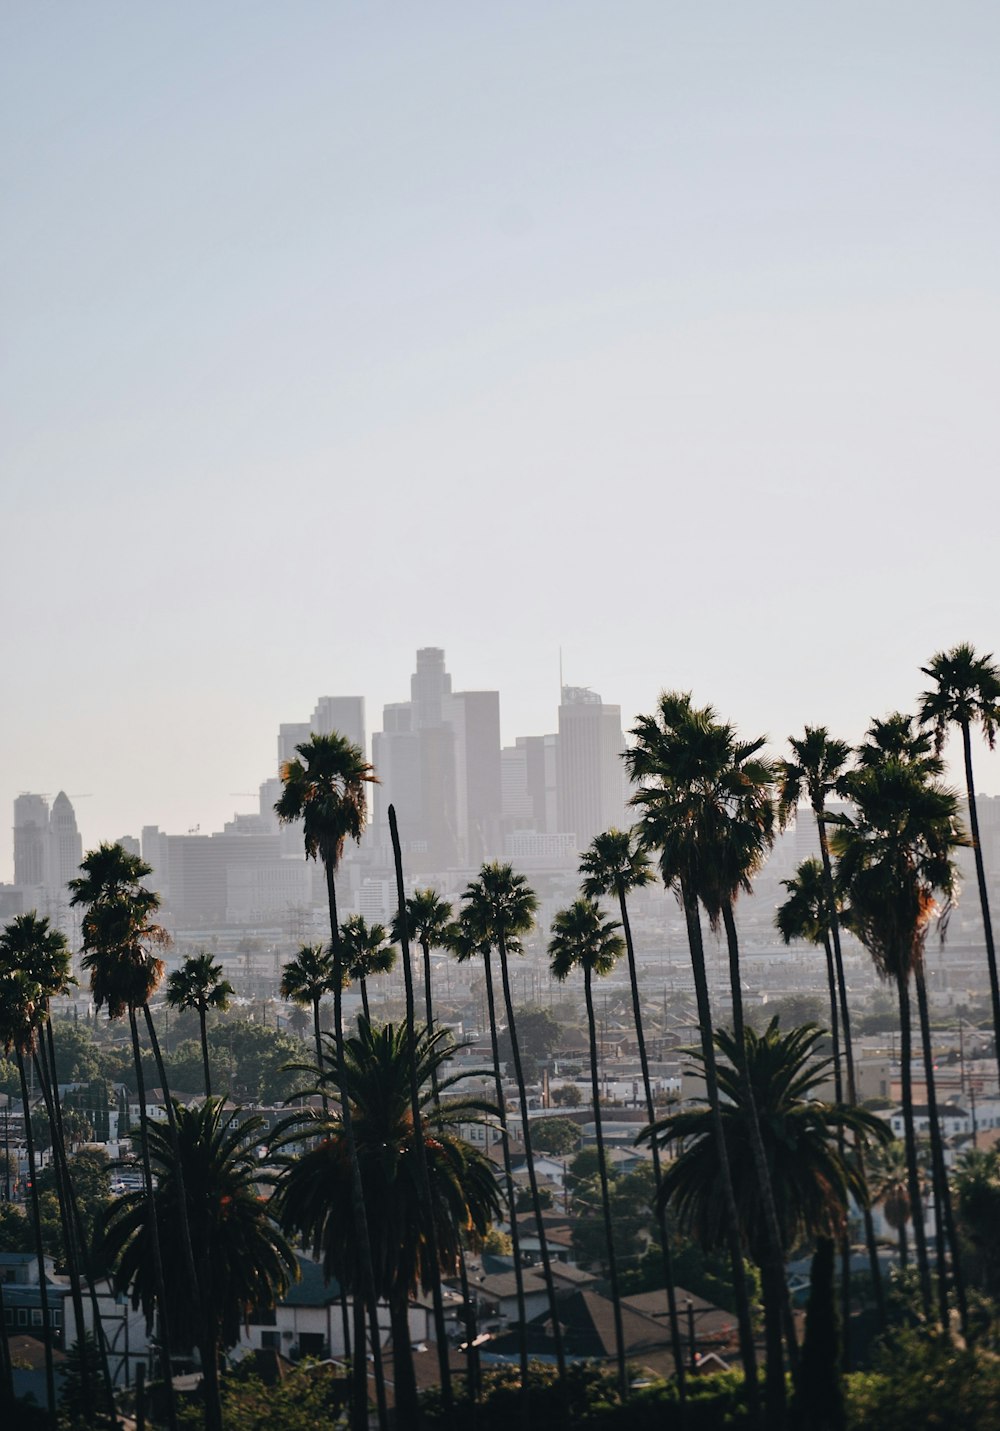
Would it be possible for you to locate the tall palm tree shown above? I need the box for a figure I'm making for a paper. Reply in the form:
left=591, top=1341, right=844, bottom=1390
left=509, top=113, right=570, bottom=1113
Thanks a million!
left=776, top=861, right=843, bottom=1102
left=867, top=1140, right=912, bottom=1267
left=166, top=952, right=234, bottom=1099
left=274, top=732, right=387, bottom=1431
left=643, top=1021, right=889, bottom=1404
left=274, top=1019, right=501, bottom=1427
left=833, top=749, right=968, bottom=1327
left=548, top=897, right=627, bottom=1398
left=280, top=943, right=339, bottom=1089
left=0, top=969, right=57, bottom=1427
left=448, top=908, right=532, bottom=1403
left=102, top=1099, right=297, bottom=1431
left=463, top=864, right=567, bottom=1387
left=919, top=643, right=1000, bottom=1079
left=626, top=693, right=760, bottom=1416
left=579, top=828, right=686, bottom=1402
left=340, top=915, right=396, bottom=1024
left=391, top=887, right=454, bottom=1037
left=69, top=845, right=187, bottom=1431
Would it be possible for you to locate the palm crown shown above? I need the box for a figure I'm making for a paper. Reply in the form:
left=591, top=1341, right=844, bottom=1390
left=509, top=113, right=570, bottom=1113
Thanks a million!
left=274, top=732, right=377, bottom=869
left=462, top=863, right=537, bottom=949
left=548, top=899, right=624, bottom=982
left=775, top=858, right=834, bottom=949
left=0, top=914, right=74, bottom=1007
left=391, top=888, right=454, bottom=951
left=340, top=916, right=396, bottom=982
left=579, top=828, right=653, bottom=901
left=71, top=845, right=169, bottom=1019
left=280, top=943, right=341, bottom=1007
left=166, top=953, right=234, bottom=1018
left=919, top=642, right=1000, bottom=754
left=776, top=726, right=853, bottom=824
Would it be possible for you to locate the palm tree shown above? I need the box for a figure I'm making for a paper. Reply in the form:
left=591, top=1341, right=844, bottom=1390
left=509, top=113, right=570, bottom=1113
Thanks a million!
left=0, top=969, right=57, bottom=1427
left=833, top=749, right=968, bottom=1326
left=391, top=887, right=454, bottom=1039
left=776, top=861, right=843, bottom=1101
left=548, top=898, right=628, bottom=1397
left=280, top=943, right=339, bottom=1089
left=919, top=643, right=1000, bottom=1079
left=340, top=916, right=396, bottom=1024
left=102, top=1099, right=297, bottom=1431
left=274, top=1019, right=501, bottom=1426
left=867, top=1140, right=912, bottom=1267
left=274, top=732, right=386, bottom=1431
left=69, top=844, right=186, bottom=1431
left=463, top=863, right=567, bottom=1386
left=642, top=1021, right=889, bottom=1403
left=166, top=952, right=234, bottom=1099
left=579, top=828, right=686, bottom=1402
left=448, top=907, right=532, bottom=1402
left=626, top=692, right=760, bottom=1414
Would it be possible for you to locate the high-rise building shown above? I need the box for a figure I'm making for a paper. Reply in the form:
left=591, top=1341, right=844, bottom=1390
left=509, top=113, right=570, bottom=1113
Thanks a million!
left=13, top=793, right=49, bottom=887
left=311, top=696, right=366, bottom=755
left=556, top=686, right=627, bottom=850
left=443, top=690, right=501, bottom=864
left=410, top=648, right=451, bottom=730
left=46, top=792, right=83, bottom=897
left=277, top=722, right=312, bottom=768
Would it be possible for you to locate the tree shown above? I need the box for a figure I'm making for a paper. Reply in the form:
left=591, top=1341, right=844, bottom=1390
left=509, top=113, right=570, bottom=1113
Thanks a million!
left=340, top=915, right=395, bottom=1024
left=280, top=943, right=339, bottom=1092
left=102, top=1098, right=296, bottom=1431
left=626, top=692, right=761, bottom=1413
left=69, top=842, right=190, bottom=1431
left=867, top=1140, right=913, bottom=1267
left=643, top=1021, right=889, bottom=1407
left=274, top=1020, right=501, bottom=1427
left=463, top=864, right=567, bottom=1386
left=274, top=732, right=386, bottom=1431
left=835, top=737, right=969, bottom=1331
left=919, top=643, right=1000, bottom=1083
left=391, top=888, right=453, bottom=1035
left=530, top=1117, right=581, bottom=1156
left=549, top=897, right=628, bottom=1398
left=166, top=953, right=234, bottom=1099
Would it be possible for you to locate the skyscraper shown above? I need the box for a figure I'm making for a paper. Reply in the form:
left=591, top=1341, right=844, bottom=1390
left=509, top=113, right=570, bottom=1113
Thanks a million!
left=556, top=686, right=627, bottom=850
left=13, top=793, right=49, bottom=886
left=311, top=696, right=366, bottom=755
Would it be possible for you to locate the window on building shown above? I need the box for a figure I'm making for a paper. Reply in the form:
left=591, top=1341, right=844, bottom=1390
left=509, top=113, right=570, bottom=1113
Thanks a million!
left=31, top=1308, right=43, bottom=1327
left=261, top=1331, right=280, bottom=1350
left=17, top=1308, right=28, bottom=1326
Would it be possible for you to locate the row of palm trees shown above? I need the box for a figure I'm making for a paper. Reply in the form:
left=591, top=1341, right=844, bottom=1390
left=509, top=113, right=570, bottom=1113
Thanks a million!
left=2, top=640, right=996, bottom=1431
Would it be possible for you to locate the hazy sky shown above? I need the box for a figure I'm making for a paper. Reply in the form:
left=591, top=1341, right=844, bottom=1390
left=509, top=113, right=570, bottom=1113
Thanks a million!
left=3, top=3, right=999, bottom=878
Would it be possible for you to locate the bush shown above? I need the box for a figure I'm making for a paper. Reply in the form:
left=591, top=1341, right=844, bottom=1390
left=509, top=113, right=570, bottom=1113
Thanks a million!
left=846, top=1330, right=1000, bottom=1431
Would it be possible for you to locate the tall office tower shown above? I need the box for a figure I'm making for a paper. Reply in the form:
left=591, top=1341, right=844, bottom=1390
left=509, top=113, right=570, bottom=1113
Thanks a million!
left=556, top=685, right=627, bottom=850
left=444, top=690, right=502, bottom=862
left=13, top=793, right=49, bottom=886
left=411, top=647, right=451, bottom=729
left=372, top=702, right=421, bottom=839
left=142, top=825, right=171, bottom=900
left=47, top=792, right=83, bottom=894
left=277, top=722, right=312, bottom=768
left=311, top=696, right=366, bottom=755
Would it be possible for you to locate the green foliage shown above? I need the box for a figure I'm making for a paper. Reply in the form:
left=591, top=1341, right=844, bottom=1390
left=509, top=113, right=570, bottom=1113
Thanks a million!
left=177, top=1364, right=348, bottom=1431
left=496, top=1006, right=561, bottom=1067
left=530, top=1116, right=581, bottom=1155
left=47, top=1021, right=105, bottom=1085
left=551, top=1083, right=583, bottom=1107
left=846, top=1330, right=1000, bottom=1431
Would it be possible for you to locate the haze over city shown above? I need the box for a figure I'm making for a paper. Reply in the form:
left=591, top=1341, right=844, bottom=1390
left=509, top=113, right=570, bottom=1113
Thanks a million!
left=4, top=3, right=999, bottom=869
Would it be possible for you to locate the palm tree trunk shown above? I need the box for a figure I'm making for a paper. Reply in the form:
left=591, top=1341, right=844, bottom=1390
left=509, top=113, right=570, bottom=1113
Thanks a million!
left=496, top=937, right=567, bottom=1386
left=324, top=863, right=388, bottom=1431
left=128, top=1007, right=180, bottom=1431
left=387, top=805, right=453, bottom=1425
left=456, top=1244, right=479, bottom=1413
left=16, top=1050, right=57, bottom=1430
left=0, top=1278, right=13, bottom=1407
left=895, top=973, right=932, bottom=1317
left=312, top=995, right=328, bottom=1114
left=914, top=967, right=968, bottom=1337
left=31, top=1044, right=93, bottom=1423
left=961, top=721, right=1000, bottom=1085
left=898, top=1221, right=908, bottom=1267
left=390, top=1291, right=420, bottom=1426
left=43, top=1023, right=119, bottom=1424
left=199, top=1007, right=212, bottom=1100
left=198, top=1327, right=223, bottom=1431
left=421, top=936, right=441, bottom=1104
left=818, top=816, right=885, bottom=1332
left=583, top=966, right=627, bottom=1398
left=679, top=884, right=760, bottom=1422
left=821, top=930, right=851, bottom=1370
left=351, top=1289, right=366, bottom=1427
left=616, top=881, right=686, bottom=1406
left=481, top=947, right=531, bottom=1416
left=721, top=901, right=792, bottom=1416
left=359, top=979, right=371, bottom=1025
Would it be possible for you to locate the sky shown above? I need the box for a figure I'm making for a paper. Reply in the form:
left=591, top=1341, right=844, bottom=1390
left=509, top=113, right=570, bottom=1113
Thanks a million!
left=3, top=2, right=999, bottom=877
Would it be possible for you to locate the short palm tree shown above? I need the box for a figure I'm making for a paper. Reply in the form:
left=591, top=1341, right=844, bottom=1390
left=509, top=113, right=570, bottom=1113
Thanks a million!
left=867, top=1140, right=913, bottom=1266
left=549, top=898, right=628, bottom=1397
left=776, top=860, right=843, bottom=1102
left=280, top=942, right=339, bottom=1085
left=642, top=1021, right=889, bottom=1398
left=166, top=952, right=234, bottom=1098
left=391, top=887, right=454, bottom=1037
left=274, top=734, right=385, bottom=1431
left=102, top=1099, right=297, bottom=1431
left=919, top=643, right=1000, bottom=1080
left=627, top=692, right=761, bottom=1412
left=273, top=1020, right=500, bottom=1426
left=579, top=828, right=686, bottom=1399
left=340, top=915, right=396, bottom=1023
left=834, top=749, right=968, bottom=1324
left=463, top=863, right=567, bottom=1385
